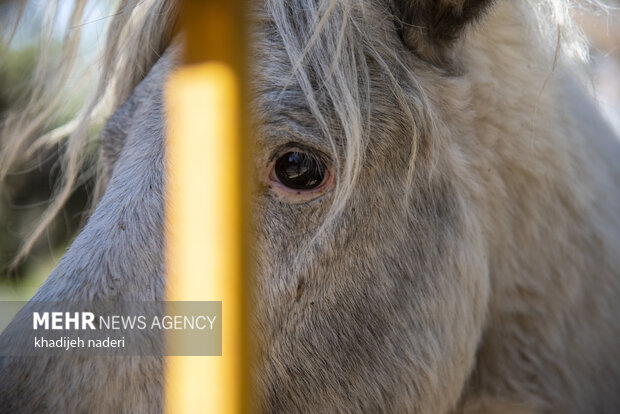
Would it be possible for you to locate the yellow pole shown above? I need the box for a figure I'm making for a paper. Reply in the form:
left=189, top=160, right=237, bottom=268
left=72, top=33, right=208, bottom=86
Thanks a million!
left=164, top=0, right=249, bottom=413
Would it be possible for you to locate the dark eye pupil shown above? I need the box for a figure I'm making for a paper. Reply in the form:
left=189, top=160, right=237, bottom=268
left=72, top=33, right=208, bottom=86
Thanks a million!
left=274, top=151, right=326, bottom=190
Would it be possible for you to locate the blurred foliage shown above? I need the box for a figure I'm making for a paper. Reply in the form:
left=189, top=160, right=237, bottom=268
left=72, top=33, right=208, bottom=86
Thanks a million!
left=0, top=43, right=93, bottom=296
left=0, top=252, right=57, bottom=301
left=0, top=45, right=38, bottom=112
left=0, top=0, right=111, bottom=300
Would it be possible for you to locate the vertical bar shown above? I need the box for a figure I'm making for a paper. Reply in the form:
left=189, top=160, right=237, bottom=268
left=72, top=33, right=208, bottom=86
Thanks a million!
left=164, top=0, right=248, bottom=413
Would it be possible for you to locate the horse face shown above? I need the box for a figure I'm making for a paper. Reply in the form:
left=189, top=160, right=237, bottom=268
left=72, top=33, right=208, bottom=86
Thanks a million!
left=95, top=10, right=489, bottom=409
left=9, top=0, right=492, bottom=412
left=245, top=2, right=492, bottom=412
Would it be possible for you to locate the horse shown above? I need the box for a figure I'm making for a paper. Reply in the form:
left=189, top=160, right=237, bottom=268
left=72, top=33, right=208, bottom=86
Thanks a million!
left=1, top=0, right=619, bottom=412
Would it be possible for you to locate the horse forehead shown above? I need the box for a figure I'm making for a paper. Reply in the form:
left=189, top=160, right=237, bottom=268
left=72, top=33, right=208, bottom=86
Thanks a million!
left=249, top=25, right=340, bottom=150
left=249, top=78, right=323, bottom=148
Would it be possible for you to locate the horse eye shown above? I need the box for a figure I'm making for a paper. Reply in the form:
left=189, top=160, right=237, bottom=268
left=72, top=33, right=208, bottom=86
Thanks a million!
left=274, top=151, right=326, bottom=190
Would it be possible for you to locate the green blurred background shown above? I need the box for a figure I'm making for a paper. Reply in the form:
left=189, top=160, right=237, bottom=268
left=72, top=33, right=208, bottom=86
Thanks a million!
left=0, top=0, right=113, bottom=300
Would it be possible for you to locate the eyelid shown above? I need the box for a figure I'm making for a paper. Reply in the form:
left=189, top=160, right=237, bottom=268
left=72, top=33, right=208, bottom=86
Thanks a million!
left=268, top=142, right=332, bottom=165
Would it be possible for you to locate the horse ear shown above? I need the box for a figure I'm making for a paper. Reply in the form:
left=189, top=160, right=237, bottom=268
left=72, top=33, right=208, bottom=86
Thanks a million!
left=394, top=0, right=495, bottom=65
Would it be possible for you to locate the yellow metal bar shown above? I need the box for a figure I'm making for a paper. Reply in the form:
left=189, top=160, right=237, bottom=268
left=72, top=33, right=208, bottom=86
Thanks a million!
left=164, top=0, right=249, bottom=413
